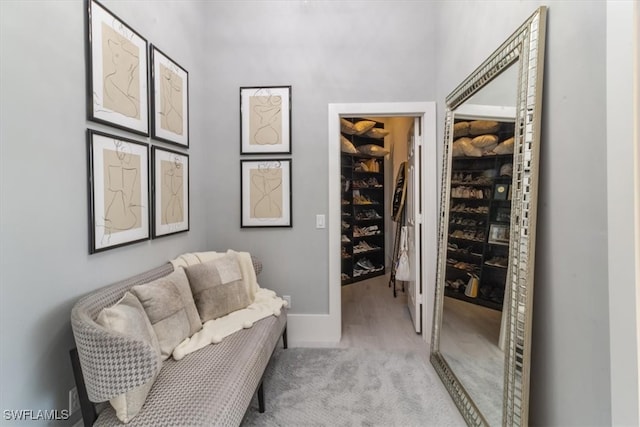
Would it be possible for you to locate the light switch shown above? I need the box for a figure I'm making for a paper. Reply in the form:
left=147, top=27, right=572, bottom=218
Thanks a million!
left=316, top=214, right=326, bottom=229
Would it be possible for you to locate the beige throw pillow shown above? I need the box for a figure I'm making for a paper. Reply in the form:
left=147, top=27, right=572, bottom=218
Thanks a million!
left=185, top=254, right=253, bottom=322
left=96, top=292, right=161, bottom=423
left=340, top=118, right=357, bottom=135
left=452, top=137, right=470, bottom=157
left=471, top=134, right=499, bottom=148
left=459, top=138, right=482, bottom=157
left=493, top=137, right=515, bottom=154
left=358, top=144, right=389, bottom=157
left=131, top=268, right=202, bottom=360
left=353, top=120, right=376, bottom=135
left=469, top=120, right=501, bottom=136
left=364, top=128, right=390, bottom=139
left=341, top=135, right=357, bottom=154
left=453, top=122, right=470, bottom=138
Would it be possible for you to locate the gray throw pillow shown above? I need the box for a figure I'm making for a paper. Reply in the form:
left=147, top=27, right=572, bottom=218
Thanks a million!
left=132, top=268, right=202, bottom=360
left=185, top=254, right=253, bottom=323
left=96, top=292, right=160, bottom=423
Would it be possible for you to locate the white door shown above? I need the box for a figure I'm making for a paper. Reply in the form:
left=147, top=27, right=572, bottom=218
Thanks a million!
left=406, top=117, right=422, bottom=333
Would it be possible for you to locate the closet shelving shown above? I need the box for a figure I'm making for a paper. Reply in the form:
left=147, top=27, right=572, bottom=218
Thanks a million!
left=341, top=118, right=386, bottom=286
left=444, top=120, right=515, bottom=311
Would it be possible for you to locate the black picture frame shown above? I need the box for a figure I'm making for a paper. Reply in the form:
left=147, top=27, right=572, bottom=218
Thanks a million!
left=240, top=159, right=292, bottom=227
left=86, top=0, right=149, bottom=135
left=240, top=86, right=292, bottom=155
left=151, top=146, right=190, bottom=238
left=488, top=223, right=510, bottom=246
left=87, top=129, right=150, bottom=253
left=494, top=184, right=509, bottom=200
left=150, top=45, right=189, bottom=147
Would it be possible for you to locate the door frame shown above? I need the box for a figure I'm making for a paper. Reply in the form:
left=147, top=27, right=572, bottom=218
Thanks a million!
left=327, top=102, right=437, bottom=343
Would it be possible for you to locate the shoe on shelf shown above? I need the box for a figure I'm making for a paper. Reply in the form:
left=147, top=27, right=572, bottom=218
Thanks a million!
left=356, top=258, right=377, bottom=271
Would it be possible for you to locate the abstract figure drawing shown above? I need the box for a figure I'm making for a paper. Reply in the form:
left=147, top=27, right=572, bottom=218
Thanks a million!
left=161, top=156, right=184, bottom=224
left=250, top=164, right=283, bottom=219
left=250, top=91, right=282, bottom=146
left=159, top=64, right=184, bottom=135
left=102, top=140, right=142, bottom=243
left=102, top=24, right=140, bottom=119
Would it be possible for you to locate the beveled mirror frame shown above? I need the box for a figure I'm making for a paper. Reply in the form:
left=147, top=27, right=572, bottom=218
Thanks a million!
left=430, top=7, right=547, bottom=427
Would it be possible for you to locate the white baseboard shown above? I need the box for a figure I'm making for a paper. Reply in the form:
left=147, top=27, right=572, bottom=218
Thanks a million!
left=286, top=313, right=341, bottom=347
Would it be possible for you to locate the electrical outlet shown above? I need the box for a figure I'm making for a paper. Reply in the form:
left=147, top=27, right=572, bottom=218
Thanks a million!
left=282, top=295, right=291, bottom=309
left=69, top=387, right=80, bottom=415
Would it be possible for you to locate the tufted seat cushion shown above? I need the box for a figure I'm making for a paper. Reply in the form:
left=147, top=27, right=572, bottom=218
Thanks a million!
left=94, top=312, right=286, bottom=426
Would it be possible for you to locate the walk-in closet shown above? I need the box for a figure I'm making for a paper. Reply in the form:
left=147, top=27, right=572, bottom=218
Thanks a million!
left=339, top=116, right=420, bottom=343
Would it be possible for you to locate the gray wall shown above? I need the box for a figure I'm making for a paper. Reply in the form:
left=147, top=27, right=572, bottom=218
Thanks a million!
left=0, top=1, right=614, bottom=425
left=433, top=1, right=611, bottom=425
left=0, top=0, right=209, bottom=423
left=202, top=0, right=436, bottom=313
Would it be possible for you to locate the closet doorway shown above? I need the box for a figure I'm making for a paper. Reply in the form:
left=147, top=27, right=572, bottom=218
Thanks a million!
left=327, top=102, right=437, bottom=346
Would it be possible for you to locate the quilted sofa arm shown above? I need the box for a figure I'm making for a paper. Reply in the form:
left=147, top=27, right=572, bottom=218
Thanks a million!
left=71, top=307, right=162, bottom=403
left=70, top=263, right=174, bottom=402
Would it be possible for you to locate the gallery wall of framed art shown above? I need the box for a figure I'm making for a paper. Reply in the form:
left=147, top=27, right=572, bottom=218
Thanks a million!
left=239, top=86, right=293, bottom=228
left=84, top=0, right=190, bottom=253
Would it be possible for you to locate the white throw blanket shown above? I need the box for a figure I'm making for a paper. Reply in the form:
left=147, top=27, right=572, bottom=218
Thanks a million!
left=170, top=250, right=286, bottom=360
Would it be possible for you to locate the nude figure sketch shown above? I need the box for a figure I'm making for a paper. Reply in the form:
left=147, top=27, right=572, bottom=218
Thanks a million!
left=160, top=157, right=184, bottom=225
left=249, top=164, right=283, bottom=219
left=101, top=22, right=140, bottom=119
left=159, top=63, right=184, bottom=135
left=102, top=141, right=142, bottom=243
left=249, top=91, right=282, bottom=146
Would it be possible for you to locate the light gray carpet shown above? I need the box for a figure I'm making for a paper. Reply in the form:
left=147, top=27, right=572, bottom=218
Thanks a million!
left=242, top=347, right=465, bottom=426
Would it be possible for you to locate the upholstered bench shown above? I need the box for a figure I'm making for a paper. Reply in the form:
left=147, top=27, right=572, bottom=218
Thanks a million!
left=70, top=257, right=287, bottom=426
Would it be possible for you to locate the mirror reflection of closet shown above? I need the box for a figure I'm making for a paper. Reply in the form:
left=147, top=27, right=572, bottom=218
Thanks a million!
left=440, top=63, right=517, bottom=427
left=430, top=7, right=547, bottom=427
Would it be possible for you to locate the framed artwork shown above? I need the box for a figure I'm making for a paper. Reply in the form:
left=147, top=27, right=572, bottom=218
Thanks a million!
left=493, top=183, right=510, bottom=200
left=240, top=86, right=291, bottom=154
left=152, top=147, right=189, bottom=237
left=150, top=45, right=189, bottom=147
left=87, top=130, right=149, bottom=253
left=87, top=0, right=149, bottom=135
left=241, top=159, right=292, bottom=227
left=488, top=223, right=510, bottom=246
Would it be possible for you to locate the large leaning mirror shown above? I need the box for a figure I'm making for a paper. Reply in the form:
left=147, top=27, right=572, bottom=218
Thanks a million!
left=430, top=7, right=547, bottom=427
